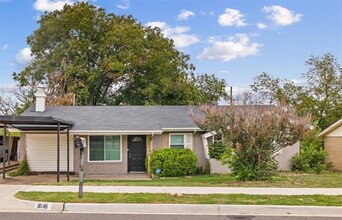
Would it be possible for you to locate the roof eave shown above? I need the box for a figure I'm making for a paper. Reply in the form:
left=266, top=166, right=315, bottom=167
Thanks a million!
left=69, top=130, right=164, bottom=135
left=318, top=118, right=342, bottom=137
left=162, top=127, right=202, bottom=132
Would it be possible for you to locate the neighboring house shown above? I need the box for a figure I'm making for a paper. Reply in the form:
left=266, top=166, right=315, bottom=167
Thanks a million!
left=13, top=90, right=297, bottom=176
left=319, top=118, right=342, bottom=171
left=0, top=131, right=21, bottom=163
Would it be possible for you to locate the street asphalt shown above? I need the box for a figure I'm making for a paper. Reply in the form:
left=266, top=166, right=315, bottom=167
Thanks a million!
left=0, top=184, right=341, bottom=217
left=0, top=213, right=340, bottom=220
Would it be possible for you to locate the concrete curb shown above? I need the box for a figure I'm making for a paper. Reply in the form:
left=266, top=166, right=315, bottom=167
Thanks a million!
left=63, top=203, right=342, bottom=217
left=0, top=185, right=64, bottom=213
left=0, top=199, right=64, bottom=213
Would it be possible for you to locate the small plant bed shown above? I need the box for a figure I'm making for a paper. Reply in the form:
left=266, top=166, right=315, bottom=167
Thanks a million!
left=16, top=192, right=342, bottom=206
left=35, top=171, right=342, bottom=188
left=9, top=159, right=30, bottom=177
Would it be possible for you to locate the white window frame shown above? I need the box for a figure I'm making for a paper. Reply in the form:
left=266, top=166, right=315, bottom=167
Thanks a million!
left=87, top=135, right=122, bottom=163
left=168, top=133, right=193, bottom=150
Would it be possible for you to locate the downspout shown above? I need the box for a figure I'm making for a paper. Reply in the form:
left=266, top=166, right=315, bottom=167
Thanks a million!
left=192, top=129, right=197, bottom=150
left=147, top=131, right=155, bottom=176
left=151, top=131, right=154, bottom=151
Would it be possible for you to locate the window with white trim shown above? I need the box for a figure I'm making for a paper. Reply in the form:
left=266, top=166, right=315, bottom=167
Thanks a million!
left=169, top=134, right=192, bottom=149
left=89, top=136, right=121, bottom=161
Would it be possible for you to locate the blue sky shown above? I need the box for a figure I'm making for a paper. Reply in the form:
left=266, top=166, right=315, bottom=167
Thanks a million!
left=0, top=0, right=341, bottom=94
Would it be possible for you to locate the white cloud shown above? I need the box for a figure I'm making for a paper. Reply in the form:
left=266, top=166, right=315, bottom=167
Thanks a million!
left=117, top=0, right=130, bottom=10
left=0, top=83, right=16, bottom=90
left=15, top=47, right=34, bottom=67
left=257, top=23, right=267, bottom=29
left=33, top=0, right=74, bottom=12
left=146, top=21, right=167, bottom=30
left=218, top=8, right=247, bottom=27
left=177, top=10, right=195, bottom=21
left=263, top=5, right=302, bottom=26
left=291, top=79, right=306, bottom=85
left=146, top=21, right=199, bottom=48
left=197, top=34, right=261, bottom=62
left=1, top=44, right=9, bottom=50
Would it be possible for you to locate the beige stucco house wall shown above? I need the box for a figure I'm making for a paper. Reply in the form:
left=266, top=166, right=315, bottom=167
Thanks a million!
left=320, top=119, right=342, bottom=171
left=20, top=131, right=207, bottom=176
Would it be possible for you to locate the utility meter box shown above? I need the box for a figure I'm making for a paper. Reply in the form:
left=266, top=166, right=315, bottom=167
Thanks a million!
left=74, top=137, right=87, bottom=148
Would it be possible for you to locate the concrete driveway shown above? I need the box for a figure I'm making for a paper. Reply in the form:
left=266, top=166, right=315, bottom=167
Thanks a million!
left=0, top=173, right=150, bottom=185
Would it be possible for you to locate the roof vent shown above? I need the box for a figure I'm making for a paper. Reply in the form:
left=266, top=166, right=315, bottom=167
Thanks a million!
left=34, top=86, right=46, bottom=112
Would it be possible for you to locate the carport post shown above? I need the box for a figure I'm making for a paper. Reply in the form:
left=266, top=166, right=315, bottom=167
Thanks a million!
left=2, top=123, right=6, bottom=178
left=57, top=122, right=60, bottom=182
left=67, top=125, right=70, bottom=181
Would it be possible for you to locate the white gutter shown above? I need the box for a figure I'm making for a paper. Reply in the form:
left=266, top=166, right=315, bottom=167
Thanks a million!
left=162, top=127, right=202, bottom=132
left=69, top=130, right=163, bottom=135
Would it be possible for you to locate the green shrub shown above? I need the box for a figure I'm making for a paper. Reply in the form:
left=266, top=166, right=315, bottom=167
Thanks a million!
left=9, top=159, right=30, bottom=177
left=208, top=141, right=228, bottom=160
left=221, top=147, right=277, bottom=181
left=290, top=128, right=333, bottom=174
left=291, top=153, right=309, bottom=172
left=148, top=148, right=198, bottom=177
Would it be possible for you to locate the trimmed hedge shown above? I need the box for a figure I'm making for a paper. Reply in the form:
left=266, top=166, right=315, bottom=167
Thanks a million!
left=148, top=148, right=198, bottom=177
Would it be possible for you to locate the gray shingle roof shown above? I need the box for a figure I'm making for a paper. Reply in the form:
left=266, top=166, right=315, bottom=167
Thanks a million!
left=22, top=106, right=201, bottom=131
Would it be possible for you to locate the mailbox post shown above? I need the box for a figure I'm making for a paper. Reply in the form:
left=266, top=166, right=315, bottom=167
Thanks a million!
left=74, top=136, right=86, bottom=198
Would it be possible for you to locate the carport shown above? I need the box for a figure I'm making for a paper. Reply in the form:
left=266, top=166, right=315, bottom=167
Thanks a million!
left=0, top=115, right=74, bottom=182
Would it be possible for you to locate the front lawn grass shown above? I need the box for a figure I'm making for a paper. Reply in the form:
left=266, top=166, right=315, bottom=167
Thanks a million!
left=37, top=171, right=342, bottom=188
left=16, top=191, right=342, bottom=206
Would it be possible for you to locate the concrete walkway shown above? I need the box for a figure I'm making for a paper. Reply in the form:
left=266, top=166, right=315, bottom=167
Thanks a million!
left=0, top=184, right=341, bottom=217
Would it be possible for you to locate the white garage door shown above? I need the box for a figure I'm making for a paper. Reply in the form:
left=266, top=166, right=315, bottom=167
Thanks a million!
left=26, top=134, right=74, bottom=172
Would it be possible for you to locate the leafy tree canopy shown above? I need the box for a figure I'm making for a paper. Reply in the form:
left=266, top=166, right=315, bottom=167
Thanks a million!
left=251, top=53, right=342, bottom=130
left=13, top=2, right=227, bottom=106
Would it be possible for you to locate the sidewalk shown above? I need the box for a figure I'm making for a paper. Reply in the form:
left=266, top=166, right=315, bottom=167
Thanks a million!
left=0, top=184, right=342, bottom=217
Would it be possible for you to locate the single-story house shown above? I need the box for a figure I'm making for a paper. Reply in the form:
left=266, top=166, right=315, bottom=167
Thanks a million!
left=1, top=88, right=298, bottom=177
left=319, top=118, right=342, bottom=171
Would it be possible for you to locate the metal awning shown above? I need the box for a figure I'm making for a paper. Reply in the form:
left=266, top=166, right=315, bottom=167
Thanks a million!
left=0, top=115, right=74, bottom=182
left=0, top=115, right=74, bottom=127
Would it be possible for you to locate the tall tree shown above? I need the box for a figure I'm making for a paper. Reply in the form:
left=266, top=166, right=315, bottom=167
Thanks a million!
left=13, top=2, right=227, bottom=107
left=251, top=53, right=342, bottom=129
left=0, top=89, right=17, bottom=115
left=301, top=53, right=342, bottom=129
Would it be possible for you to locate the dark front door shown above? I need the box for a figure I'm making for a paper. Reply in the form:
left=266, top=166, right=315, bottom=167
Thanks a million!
left=128, top=135, right=146, bottom=172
